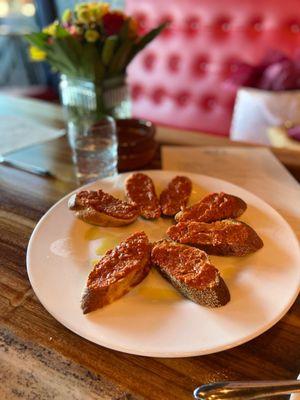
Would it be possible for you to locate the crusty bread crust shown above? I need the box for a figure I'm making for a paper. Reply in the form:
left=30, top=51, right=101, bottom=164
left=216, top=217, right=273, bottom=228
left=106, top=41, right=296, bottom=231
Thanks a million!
left=158, top=267, right=230, bottom=308
left=175, top=192, right=247, bottom=223
left=125, top=173, right=161, bottom=219
left=151, top=240, right=230, bottom=307
left=81, top=232, right=151, bottom=314
left=167, top=219, right=263, bottom=256
left=82, top=266, right=149, bottom=313
left=68, top=190, right=140, bottom=227
left=71, top=206, right=138, bottom=227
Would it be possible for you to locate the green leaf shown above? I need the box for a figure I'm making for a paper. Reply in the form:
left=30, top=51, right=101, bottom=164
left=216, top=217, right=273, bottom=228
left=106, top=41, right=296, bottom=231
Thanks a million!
left=61, top=38, right=78, bottom=62
left=118, top=19, right=130, bottom=41
left=131, top=22, right=168, bottom=59
left=25, top=32, right=49, bottom=48
left=108, top=39, right=134, bottom=76
left=46, top=53, right=72, bottom=75
left=94, top=57, right=105, bottom=82
left=101, top=35, right=118, bottom=66
left=45, top=54, right=71, bottom=74
left=69, top=37, right=83, bottom=57
left=63, top=36, right=85, bottom=76
left=49, top=39, right=78, bottom=75
left=81, top=43, right=104, bottom=81
left=55, top=25, right=70, bottom=38
left=82, top=43, right=98, bottom=78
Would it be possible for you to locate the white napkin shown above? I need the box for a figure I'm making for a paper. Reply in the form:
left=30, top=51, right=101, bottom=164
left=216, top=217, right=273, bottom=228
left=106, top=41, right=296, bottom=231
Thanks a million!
left=0, top=116, right=64, bottom=155
left=230, top=88, right=300, bottom=145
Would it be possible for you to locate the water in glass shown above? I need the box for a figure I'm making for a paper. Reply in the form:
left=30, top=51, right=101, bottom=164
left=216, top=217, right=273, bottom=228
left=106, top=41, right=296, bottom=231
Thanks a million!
left=70, top=116, right=118, bottom=185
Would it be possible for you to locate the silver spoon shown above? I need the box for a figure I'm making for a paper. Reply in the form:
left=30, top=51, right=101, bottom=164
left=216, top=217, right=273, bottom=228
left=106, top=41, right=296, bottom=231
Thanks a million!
left=194, top=380, right=300, bottom=400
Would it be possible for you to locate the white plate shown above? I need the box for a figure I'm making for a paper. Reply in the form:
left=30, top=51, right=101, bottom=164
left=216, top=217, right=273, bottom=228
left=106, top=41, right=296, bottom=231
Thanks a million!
left=26, top=170, right=300, bottom=357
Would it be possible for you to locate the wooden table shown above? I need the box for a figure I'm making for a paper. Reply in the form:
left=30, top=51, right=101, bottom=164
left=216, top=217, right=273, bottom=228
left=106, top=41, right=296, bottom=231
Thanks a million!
left=1, top=95, right=300, bottom=399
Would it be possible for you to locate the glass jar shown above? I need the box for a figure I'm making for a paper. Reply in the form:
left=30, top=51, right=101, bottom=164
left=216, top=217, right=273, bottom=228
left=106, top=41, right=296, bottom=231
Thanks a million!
left=59, top=74, right=131, bottom=149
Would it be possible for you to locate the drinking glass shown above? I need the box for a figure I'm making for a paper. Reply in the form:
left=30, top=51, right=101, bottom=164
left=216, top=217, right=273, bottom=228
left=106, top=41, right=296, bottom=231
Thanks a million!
left=69, top=116, right=118, bottom=185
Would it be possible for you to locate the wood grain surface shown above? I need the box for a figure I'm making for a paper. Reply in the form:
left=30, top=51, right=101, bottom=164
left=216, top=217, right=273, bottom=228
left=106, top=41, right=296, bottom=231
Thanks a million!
left=0, top=95, right=300, bottom=400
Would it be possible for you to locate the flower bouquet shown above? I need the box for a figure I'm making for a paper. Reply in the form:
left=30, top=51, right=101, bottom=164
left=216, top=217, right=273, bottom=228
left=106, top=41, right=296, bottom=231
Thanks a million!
left=27, top=3, right=166, bottom=84
left=26, top=2, right=166, bottom=132
left=229, top=50, right=300, bottom=145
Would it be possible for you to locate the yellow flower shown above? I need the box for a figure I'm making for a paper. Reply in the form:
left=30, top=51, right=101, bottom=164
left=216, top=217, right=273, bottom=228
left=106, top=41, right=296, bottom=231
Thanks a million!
left=62, top=9, right=72, bottom=23
left=29, top=46, right=46, bottom=61
left=89, top=3, right=109, bottom=21
left=97, top=3, right=110, bottom=18
left=86, top=4, right=98, bottom=22
left=85, top=29, right=100, bottom=42
left=75, top=2, right=110, bottom=24
left=76, top=8, right=90, bottom=24
left=75, top=3, right=88, bottom=12
left=42, top=21, right=58, bottom=36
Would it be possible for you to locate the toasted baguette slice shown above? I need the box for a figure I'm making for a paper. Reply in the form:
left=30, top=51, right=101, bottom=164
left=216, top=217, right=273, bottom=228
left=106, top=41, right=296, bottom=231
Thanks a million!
left=175, top=192, right=247, bottom=223
left=160, top=176, right=192, bottom=216
left=81, top=232, right=151, bottom=314
left=68, top=189, right=140, bottom=227
left=151, top=240, right=230, bottom=307
left=125, top=173, right=161, bottom=219
left=167, top=219, right=263, bottom=256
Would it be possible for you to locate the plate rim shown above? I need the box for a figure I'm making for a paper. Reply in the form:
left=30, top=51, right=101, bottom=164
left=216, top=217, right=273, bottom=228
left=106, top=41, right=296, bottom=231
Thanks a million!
left=26, top=170, right=300, bottom=357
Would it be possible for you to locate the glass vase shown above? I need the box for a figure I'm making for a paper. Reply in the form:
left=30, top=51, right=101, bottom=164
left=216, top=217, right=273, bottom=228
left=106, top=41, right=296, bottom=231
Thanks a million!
left=59, top=74, right=131, bottom=149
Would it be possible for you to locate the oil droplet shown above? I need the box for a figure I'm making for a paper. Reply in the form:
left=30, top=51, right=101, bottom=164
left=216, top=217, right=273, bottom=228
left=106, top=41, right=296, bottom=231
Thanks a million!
left=90, top=259, right=99, bottom=266
left=133, top=269, right=183, bottom=301
left=96, top=236, right=120, bottom=255
left=211, top=256, right=242, bottom=281
left=221, top=265, right=239, bottom=280
left=189, top=184, right=206, bottom=205
left=85, top=227, right=103, bottom=241
left=137, top=286, right=182, bottom=301
left=155, top=183, right=164, bottom=197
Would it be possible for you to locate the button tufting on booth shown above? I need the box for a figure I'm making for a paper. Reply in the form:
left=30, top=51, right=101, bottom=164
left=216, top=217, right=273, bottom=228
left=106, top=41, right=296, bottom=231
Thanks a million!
left=126, top=0, right=300, bottom=136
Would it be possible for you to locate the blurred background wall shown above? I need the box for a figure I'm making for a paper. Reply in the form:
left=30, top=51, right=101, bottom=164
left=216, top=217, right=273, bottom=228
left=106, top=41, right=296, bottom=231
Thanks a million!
left=55, top=0, right=124, bottom=15
left=0, top=0, right=44, bottom=89
left=0, top=0, right=124, bottom=95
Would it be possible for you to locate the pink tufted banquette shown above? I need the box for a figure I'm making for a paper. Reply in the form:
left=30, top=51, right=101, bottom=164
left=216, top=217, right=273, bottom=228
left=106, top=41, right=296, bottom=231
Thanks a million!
left=126, top=0, right=300, bottom=136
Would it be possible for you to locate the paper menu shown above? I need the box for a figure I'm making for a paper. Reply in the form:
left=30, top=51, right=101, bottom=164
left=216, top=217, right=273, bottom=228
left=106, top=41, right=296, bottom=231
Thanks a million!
left=0, top=116, right=64, bottom=155
left=162, top=146, right=300, bottom=239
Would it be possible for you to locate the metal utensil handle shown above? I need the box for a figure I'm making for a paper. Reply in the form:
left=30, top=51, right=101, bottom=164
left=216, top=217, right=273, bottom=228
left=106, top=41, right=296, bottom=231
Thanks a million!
left=194, top=380, right=300, bottom=400
left=1, top=158, right=54, bottom=178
